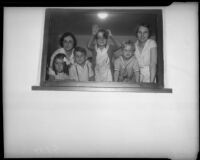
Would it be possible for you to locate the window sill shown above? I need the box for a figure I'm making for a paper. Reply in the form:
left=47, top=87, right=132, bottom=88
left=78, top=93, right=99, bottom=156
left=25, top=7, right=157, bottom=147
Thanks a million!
left=32, top=82, right=172, bottom=93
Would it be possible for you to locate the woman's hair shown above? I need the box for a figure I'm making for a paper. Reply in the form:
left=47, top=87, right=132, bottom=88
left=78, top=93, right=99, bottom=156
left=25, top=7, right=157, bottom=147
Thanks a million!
left=59, top=32, right=77, bottom=48
left=74, top=46, right=87, bottom=57
left=52, top=53, right=69, bottom=75
left=135, top=23, right=152, bottom=38
left=95, top=29, right=109, bottom=40
left=121, top=40, right=135, bottom=50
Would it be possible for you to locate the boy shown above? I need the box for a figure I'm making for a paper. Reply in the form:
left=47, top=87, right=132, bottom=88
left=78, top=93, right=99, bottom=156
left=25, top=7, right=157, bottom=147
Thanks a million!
left=114, top=40, right=140, bottom=82
left=69, top=47, right=94, bottom=81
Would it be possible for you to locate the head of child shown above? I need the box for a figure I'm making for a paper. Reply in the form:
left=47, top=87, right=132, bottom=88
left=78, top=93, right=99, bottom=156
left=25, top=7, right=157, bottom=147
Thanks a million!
left=95, top=29, right=109, bottom=48
left=74, top=47, right=87, bottom=66
left=59, top=32, right=77, bottom=52
left=136, top=24, right=151, bottom=43
left=53, top=53, right=66, bottom=74
left=122, top=40, right=135, bottom=60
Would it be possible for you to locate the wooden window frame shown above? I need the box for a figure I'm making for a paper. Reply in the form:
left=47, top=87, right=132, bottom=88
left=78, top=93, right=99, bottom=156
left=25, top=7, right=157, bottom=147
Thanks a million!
left=32, top=8, right=172, bottom=93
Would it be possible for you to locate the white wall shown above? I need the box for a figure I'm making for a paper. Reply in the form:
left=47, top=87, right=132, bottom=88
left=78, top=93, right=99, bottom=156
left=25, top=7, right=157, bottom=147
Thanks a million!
left=3, top=3, right=199, bottom=160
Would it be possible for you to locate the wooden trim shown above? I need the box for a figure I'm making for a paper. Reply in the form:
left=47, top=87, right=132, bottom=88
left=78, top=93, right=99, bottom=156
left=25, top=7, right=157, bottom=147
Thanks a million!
left=32, top=85, right=172, bottom=93
left=156, top=10, right=164, bottom=87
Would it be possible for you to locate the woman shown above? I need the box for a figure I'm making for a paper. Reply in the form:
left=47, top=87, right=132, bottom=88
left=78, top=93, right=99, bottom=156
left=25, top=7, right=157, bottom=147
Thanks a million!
left=48, top=32, right=77, bottom=77
left=134, top=24, right=157, bottom=83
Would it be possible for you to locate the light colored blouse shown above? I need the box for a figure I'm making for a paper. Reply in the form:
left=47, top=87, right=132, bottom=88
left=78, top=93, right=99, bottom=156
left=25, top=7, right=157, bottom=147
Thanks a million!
left=135, top=39, right=157, bottom=82
left=135, top=39, right=157, bottom=67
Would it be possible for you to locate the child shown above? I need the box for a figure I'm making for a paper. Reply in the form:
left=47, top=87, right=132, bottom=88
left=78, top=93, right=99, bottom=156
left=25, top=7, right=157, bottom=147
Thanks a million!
left=48, top=53, right=71, bottom=81
left=87, top=24, right=121, bottom=82
left=69, top=47, right=94, bottom=81
left=114, top=40, right=140, bottom=82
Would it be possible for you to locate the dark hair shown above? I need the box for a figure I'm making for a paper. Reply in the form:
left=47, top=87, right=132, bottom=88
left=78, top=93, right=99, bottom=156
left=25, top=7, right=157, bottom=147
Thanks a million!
left=52, top=53, right=70, bottom=75
left=59, top=32, right=77, bottom=48
left=95, top=29, right=109, bottom=39
left=135, top=23, right=152, bottom=38
left=74, top=46, right=87, bottom=57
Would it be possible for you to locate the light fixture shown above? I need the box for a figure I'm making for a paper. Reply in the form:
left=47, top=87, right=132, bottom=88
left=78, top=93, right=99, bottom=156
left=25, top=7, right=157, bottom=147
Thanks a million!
left=97, top=12, right=108, bottom=19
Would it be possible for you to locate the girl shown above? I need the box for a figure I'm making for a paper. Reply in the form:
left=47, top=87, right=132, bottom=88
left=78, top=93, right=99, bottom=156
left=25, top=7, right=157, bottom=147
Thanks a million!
left=114, top=40, right=140, bottom=82
left=69, top=47, right=94, bottom=81
left=48, top=32, right=77, bottom=76
left=134, top=24, right=157, bottom=83
left=87, top=24, right=121, bottom=82
left=48, top=53, right=71, bottom=81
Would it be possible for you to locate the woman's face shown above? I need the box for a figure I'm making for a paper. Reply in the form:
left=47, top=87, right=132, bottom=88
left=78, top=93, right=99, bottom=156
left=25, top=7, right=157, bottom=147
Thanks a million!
left=54, top=58, right=64, bottom=73
left=63, top=36, right=74, bottom=51
left=96, top=32, right=107, bottom=47
left=137, top=26, right=149, bottom=43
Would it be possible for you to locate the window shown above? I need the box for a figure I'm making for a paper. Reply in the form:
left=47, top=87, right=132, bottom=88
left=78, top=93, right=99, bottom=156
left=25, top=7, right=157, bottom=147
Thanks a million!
left=32, top=8, right=172, bottom=93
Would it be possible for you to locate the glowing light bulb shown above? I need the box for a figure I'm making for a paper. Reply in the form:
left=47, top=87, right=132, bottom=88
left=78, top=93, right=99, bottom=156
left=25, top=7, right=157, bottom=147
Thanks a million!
left=98, top=12, right=108, bottom=19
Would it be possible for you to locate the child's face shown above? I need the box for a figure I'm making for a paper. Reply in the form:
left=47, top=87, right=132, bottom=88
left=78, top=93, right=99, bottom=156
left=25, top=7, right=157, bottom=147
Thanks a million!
left=137, top=26, right=149, bottom=43
left=54, top=58, right=64, bottom=73
left=96, top=32, right=107, bottom=47
left=63, top=36, right=74, bottom=51
left=75, top=51, right=86, bottom=65
left=122, top=45, right=135, bottom=59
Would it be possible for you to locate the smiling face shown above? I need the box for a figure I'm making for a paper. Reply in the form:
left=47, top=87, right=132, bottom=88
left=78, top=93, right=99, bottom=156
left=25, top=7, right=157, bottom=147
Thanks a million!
left=54, top=58, right=65, bottom=73
left=137, top=26, right=150, bottom=43
left=62, top=36, right=74, bottom=51
left=96, top=32, right=107, bottom=47
left=122, top=45, right=135, bottom=60
left=75, top=51, right=86, bottom=66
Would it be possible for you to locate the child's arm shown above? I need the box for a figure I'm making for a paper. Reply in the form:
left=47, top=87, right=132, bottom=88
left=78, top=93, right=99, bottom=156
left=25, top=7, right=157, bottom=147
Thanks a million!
left=87, top=35, right=95, bottom=51
left=113, top=58, right=120, bottom=82
left=107, top=29, right=121, bottom=53
left=87, top=24, right=99, bottom=51
left=88, top=61, right=95, bottom=81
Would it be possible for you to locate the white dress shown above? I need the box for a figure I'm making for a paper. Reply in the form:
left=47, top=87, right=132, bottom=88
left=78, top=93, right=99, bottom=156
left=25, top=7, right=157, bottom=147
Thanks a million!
left=135, top=39, right=157, bottom=82
left=94, top=45, right=112, bottom=82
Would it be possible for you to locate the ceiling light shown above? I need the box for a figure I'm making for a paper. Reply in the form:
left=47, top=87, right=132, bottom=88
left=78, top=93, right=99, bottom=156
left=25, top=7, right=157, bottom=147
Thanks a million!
left=98, top=12, right=108, bottom=19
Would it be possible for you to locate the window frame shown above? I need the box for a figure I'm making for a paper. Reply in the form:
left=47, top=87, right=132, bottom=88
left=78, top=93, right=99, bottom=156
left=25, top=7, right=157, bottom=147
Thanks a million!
left=32, top=8, right=172, bottom=93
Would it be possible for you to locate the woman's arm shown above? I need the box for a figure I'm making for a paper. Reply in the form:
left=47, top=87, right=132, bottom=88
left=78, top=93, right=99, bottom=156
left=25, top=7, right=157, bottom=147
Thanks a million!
left=150, top=47, right=157, bottom=83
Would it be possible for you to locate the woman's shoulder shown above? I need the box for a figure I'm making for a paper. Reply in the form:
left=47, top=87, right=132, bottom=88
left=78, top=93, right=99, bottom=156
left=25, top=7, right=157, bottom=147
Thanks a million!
left=148, top=39, right=157, bottom=47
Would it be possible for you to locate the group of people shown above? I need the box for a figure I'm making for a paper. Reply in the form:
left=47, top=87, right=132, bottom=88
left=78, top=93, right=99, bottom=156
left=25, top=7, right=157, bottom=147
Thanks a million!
left=48, top=23, right=157, bottom=83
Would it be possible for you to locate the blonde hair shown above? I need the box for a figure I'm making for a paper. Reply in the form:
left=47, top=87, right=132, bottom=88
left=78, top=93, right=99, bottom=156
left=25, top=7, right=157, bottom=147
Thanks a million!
left=121, top=40, right=135, bottom=50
